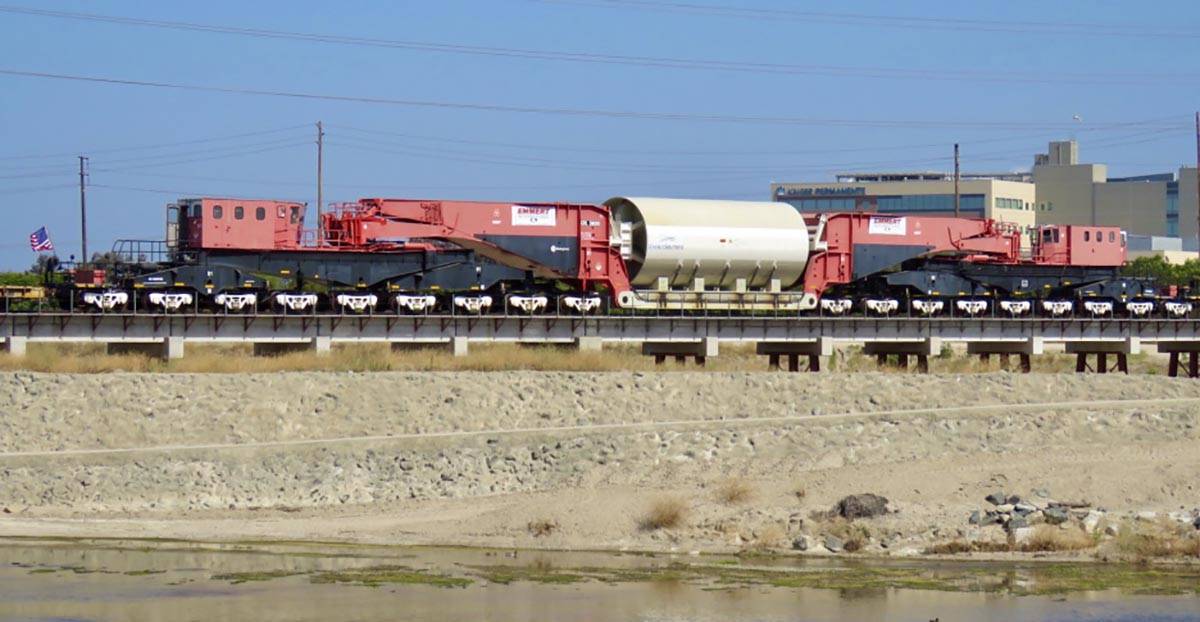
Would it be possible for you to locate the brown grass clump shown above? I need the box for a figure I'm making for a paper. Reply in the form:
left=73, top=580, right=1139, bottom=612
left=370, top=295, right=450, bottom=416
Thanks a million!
left=1114, top=521, right=1200, bottom=560
left=714, top=477, right=755, bottom=505
left=924, top=539, right=1013, bottom=555
left=639, top=496, right=688, bottom=531
left=526, top=518, right=559, bottom=538
left=1019, top=525, right=1096, bottom=552
left=819, top=518, right=872, bottom=552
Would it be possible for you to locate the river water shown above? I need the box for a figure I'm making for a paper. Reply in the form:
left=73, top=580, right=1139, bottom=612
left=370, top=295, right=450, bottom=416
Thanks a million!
left=1, top=539, right=1197, bottom=622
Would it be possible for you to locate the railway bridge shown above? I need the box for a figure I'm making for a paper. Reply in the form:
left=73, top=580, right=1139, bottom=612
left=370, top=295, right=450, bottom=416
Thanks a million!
left=4, top=312, right=1200, bottom=376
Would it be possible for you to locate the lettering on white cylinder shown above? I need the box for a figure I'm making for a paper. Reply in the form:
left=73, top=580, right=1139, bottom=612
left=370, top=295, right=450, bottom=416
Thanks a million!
left=81, top=291, right=128, bottom=311
left=562, top=295, right=602, bottom=314
left=508, top=295, right=548, bottom=314
left=214, top=292, right=257, bottom=311
left=1124, top=301, right=1154, bottom=317
left=864, top=298, right=899, bottom=315
left=819, top=298, right=853, bottom=315
left=912, top=299, right=944, bottom=316
left=274, top=293, right=318, bottom=312
left=335, top=293, right=378, bottom=314
left=1165, top=301, right=1193, bottom=318
left=955, top=299, right=989, bottom=316
left=999, top=300, right=1031, bottom=316
left=1041, top=300, right=1074, bottom=317
left=453, top=295, right=493, bottom=313
left=394, top=294, right=437, bottom=313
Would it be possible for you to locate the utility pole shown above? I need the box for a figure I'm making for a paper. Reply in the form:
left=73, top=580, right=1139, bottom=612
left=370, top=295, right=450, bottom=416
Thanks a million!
left=953, top=143, right=960, bottom=218
left=78, top=155, right=88, bottom=265
left=316, top=121, right=324, bottom=243
left=1194, top=112, right=1199, bottom=259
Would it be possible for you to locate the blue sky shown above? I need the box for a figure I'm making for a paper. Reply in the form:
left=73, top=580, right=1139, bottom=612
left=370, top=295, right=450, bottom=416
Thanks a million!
left=1, top=0, right=1198, bottom=269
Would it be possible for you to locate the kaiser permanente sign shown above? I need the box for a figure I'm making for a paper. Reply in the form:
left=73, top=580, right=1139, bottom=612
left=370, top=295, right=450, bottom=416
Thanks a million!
left=775, top=187, right=867, bottom=197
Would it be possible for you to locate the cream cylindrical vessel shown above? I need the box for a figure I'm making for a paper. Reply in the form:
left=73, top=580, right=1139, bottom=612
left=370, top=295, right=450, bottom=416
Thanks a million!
left=605, top=196, right=810, bottom=289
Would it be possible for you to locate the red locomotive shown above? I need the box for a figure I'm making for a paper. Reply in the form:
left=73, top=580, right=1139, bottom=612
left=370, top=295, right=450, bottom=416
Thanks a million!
left=59, top=193, right=1168, bottom=318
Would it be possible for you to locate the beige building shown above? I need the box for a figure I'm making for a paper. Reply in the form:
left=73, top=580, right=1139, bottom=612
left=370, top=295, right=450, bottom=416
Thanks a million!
left=1032, top=140, right=1197, bottom=243
left=771, top=174, right=1038, bottom=233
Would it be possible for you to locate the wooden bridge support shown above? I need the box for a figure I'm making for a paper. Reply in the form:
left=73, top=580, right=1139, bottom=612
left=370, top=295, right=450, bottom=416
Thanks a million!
left=1158, top=342, right=1200, bottom=378
left=862, top=338, right=941, bottom=374
left=757, top=338, right=833, bottom=372
left=642, top=337, right=718, bottom=367
left=1066, top=338, right=1139, bottom=375
left=967, top=338, right=1043, bottom=373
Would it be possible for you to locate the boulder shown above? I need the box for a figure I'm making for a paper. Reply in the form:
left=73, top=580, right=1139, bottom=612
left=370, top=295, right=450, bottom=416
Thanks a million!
left=834, top=494, right=889, bottom=520
left=1012, top=526, right=1036, bottom=546
left=1082, top=510, right=1105, bottom=533
left=1006, top=516, right=1029, bottom=531
left=791, top=535, right=812, bottom=551
left=1044, top=507, right=1070, bottom=525
left=823, top=535, right=845, bottom=553
left=968, top=510, right=982, bottom=525
left=985, top=492, right=1007, bottom=506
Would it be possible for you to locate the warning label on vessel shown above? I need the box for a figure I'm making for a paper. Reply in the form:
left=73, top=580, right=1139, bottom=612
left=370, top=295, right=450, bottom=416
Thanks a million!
left=512, top=205, right=556, bottom=226
left=868, top=216, right=906, bottom=236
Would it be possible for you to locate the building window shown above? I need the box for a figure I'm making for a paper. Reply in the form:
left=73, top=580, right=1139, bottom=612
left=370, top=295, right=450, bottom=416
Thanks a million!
left=234, top=205, right=244, bottom=220
left=256, top=206, right=266, bottom=221
left=213, top=205, right=223, bottom=219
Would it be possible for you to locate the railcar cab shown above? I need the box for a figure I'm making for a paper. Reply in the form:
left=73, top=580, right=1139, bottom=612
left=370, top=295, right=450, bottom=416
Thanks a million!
left=1032, top=224, right=1126, bottom=267
left=170, top=198, right=307, bottom=252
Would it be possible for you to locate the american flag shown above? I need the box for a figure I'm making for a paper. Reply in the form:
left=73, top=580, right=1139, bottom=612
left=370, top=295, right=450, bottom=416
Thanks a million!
left=29, top=226, right=53, bottom=252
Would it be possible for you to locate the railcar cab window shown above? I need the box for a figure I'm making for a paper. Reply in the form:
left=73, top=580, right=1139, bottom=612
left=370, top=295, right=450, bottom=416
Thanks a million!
left=290, top=206, right=300, bottom=224
left=213, top=204, right=223, bottom=219
left=234, top=205, right=244, bottom=220
left=256, top=206, right=266, bottom=221
left=1084, top=231, right=1090, bottom=242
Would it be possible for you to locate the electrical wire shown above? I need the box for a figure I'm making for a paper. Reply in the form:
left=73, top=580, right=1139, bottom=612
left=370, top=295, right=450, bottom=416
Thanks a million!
left=534, top=0, right=1200, bottom=38
left=0, top=123, right=310, bottom=162
left=0, top=5, right=1194, bottom=85
left=1, top=68, right=1188, bottom=130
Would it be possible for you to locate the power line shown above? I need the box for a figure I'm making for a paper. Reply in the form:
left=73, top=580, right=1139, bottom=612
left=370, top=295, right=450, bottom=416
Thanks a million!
left=0, top=123, right=309, bottom=162
left=534, top=0, right=1200, bottom=38
left=1, top=68, right=1188, bottom=130
left=92, top=141, right=312, bottom=173
left=0, top=5, right=1194, bottom=85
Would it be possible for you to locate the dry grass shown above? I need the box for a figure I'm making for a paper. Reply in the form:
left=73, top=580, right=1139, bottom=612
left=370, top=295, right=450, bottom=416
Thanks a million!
left=744, top=523, right=788, bottom=551
left=925, top=539, right=1013, bottom=555
left=1019, top=525, right=1096, bottom=552
left=818, top=518, right=872, bottom=552
left=713, top=477, right=755, bottom=505
left=639, top=496, right=688, bottom=531
left=526, top=518, right=559, bottom=538
left=0, top=342, right=1173, bottom=374
left=1114, top=520, right=1200, bottom=560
